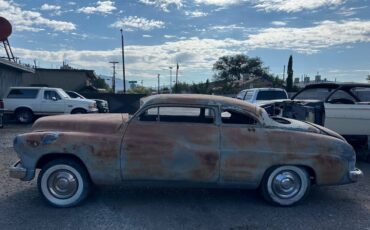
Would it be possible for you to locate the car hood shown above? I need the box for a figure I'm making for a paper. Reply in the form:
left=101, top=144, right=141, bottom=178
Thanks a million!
left=32, top=113, right=129, bottom=134
left=66, top=98, right=96, bottom=104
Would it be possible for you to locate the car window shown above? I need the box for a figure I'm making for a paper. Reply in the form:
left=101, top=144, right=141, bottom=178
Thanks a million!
left=139, top=106, right=215, bottom=124
left=351, top=87, right=370, bottom=102
left=221, top=108, right=258, bottom=125
left=44, top=90, right=61, bottom=100
left=244, top=91, right=254, bottom=101
left=294, top=88, right=335, bottom=100
left=256, top=90, right=287, bottom=100
left=327, top=90, right=356, bottom=104
left=7, top=89, right=39, bottom=99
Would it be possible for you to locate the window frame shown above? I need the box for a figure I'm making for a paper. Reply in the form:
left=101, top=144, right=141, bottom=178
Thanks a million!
left=220, top=106, right=261, bottom=127
left=135, top=104, right=218, bottom=125
left=7, top=88, right=40, bottom=99
left=44, top=90, right=62, bottom=101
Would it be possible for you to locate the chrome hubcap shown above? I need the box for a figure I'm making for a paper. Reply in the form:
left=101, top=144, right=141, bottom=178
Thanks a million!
left=47, top=170, right=78, bottom=199
left=272, top=170, right=301, bottom=199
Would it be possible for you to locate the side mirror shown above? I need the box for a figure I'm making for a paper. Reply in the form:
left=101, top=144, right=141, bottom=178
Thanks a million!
left=52, top=97, right=57, bottom=101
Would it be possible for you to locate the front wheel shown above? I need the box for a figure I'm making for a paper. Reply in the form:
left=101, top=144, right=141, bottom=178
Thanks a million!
left=37, top=159, right=91, bottom=208
left=261, top=166, right=310, bottom=206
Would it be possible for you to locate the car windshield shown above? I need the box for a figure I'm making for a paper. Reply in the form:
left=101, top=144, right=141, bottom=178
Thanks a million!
left=256, top=91, right=287, bottom=100
left=293, top=88, right=335, bottom=100
left=58, top=89, right=71, bottom=98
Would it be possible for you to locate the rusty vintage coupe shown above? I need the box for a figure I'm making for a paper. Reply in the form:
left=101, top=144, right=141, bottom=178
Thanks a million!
left=9, top=94, right=363, bottom=207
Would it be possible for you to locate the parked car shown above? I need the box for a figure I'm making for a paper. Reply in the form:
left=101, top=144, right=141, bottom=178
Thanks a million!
left=66, top=91, right=109, bottom=113
left=236, top=88, right=289, bottom=105
left=261, top=83, right=370, bottom=160
left=9, top=94, right=362, bottom=207
left=2, top=87, right=98, bottom=123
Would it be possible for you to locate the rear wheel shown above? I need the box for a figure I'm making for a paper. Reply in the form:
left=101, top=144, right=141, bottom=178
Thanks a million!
left=15, top=108, right=34, bottom=124
left=261, top=166, right=310, bottom=206
left=37, top=159, right=91, bottom=208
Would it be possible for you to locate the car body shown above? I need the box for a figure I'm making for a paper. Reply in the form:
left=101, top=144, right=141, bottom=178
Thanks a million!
left=2, top=87, right=98, bottom=123
left=9, top=94, right=362, bottom=207
left=66, top=91, right=109, bottom=113
left=261, top=83, right=370, bottom=159
left=236, top=88, right=289, bottom=105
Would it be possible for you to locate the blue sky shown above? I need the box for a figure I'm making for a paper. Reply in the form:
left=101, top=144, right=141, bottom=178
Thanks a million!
left=1, top=0, right=370, bottom=87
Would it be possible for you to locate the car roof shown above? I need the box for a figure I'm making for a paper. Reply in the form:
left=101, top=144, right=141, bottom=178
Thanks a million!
left=142, top=94, right=258, bottom=113
left=303, top=82, right=370, bottom=89
left=10, top=86, right=62, bottom=90
left=241, top=88, right=286, bottom=92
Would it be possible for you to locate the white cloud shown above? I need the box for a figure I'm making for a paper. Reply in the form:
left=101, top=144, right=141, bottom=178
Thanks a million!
left=194, top=0, right=245, bottom=6
left=184, top=10, right=208, bottom=17
left=271, top=21, right=287, bottom=26
left=143, top=34, right=153, bottom=38
left=78, top=1, right=116, bottom=14
left=253, top=0, right=345, bottom=12
left=245, top=20, right=370, bottom=54
left=0, top=0, right=75, bottom=32
left=12, top=20, right=370, bottom=84
left=111, top=16, right=165, bottom=31
left=40, top=4, right=61, bottom=11
left=164, top=35, right=176, bottom=38
left=138, top=0, right=183, bottom=12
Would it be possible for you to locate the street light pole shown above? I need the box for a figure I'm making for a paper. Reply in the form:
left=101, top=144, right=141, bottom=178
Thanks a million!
left=120, top=29, right=126, bottom=94
left=169, top=66, right=173, bottom=94
left=157, top=74, right=160, bottom=94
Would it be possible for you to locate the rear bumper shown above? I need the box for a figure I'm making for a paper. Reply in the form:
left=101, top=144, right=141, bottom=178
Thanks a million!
left=349, top=168, right=363, bottom=182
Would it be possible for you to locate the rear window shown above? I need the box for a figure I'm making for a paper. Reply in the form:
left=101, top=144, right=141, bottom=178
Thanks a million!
left=7, top=89, right=39, bottom=99
left=256, top=90, right=287, bottom=100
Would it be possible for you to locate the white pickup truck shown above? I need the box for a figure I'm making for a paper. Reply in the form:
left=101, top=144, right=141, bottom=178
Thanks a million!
left=1, top=87, right=98, bottom=123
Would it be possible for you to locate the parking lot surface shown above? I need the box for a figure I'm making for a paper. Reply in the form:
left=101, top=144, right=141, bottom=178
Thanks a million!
left=1, top=124, right=369, bottom=230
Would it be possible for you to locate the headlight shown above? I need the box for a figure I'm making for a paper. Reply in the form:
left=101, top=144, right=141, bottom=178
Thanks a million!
left=88, top=103, right=96, bottom=109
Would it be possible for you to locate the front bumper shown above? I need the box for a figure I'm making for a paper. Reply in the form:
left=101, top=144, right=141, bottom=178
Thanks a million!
left=9, top=161, right=27, bottom=180
left=349, top=168, right=363, bottom=182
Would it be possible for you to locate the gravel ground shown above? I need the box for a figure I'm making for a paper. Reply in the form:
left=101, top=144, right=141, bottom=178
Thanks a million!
left=0, top=124, right=369, bottom=230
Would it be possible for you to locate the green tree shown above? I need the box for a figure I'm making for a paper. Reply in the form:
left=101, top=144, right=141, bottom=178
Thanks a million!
left=92, top=77, right=111, bottom=91
left=213, top=54, right=266, bottom=82
left=286, top=55, right=294, bottom=92
left=367, top=75, right=370, bottom=83
left=127, top=86, right=151, bottom=94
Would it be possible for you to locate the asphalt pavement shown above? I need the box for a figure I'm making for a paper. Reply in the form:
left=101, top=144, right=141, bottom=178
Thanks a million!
left=0, top=124, right=369, bottom=230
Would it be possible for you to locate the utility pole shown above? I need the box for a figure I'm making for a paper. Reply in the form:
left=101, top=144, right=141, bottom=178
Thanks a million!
left=109, top=61, right=119, bottom=94
left=157, top=74, right=160, bottom=94
left=282, top=65, right=286, bottom=81
left=120, top=29, right=126, bottom=94
left=169, top=66, right=173, bottom=94
left=175, top=62, right=179, bottom=93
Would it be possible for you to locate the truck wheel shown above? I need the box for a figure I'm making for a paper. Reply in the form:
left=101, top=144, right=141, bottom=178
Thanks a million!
left=71, top=108, right=87, bottom=114
left=16, top=109, right=34, bottom=124
left=261, top=166, right=310, bottom=206
left=37, top=159, right=91, bottom=208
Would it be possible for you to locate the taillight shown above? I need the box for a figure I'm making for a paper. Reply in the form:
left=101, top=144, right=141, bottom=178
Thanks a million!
left=0, top=100, right=3, bottom=109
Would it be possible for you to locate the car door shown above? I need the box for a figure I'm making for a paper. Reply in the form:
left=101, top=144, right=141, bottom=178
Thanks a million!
left=41, top=90, right=66, bottom=114
left=324, top=87, right=370, bottom=135
left=121, top=105, right=220, bottom=183
left=219, top=107, right=267, bottom=186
